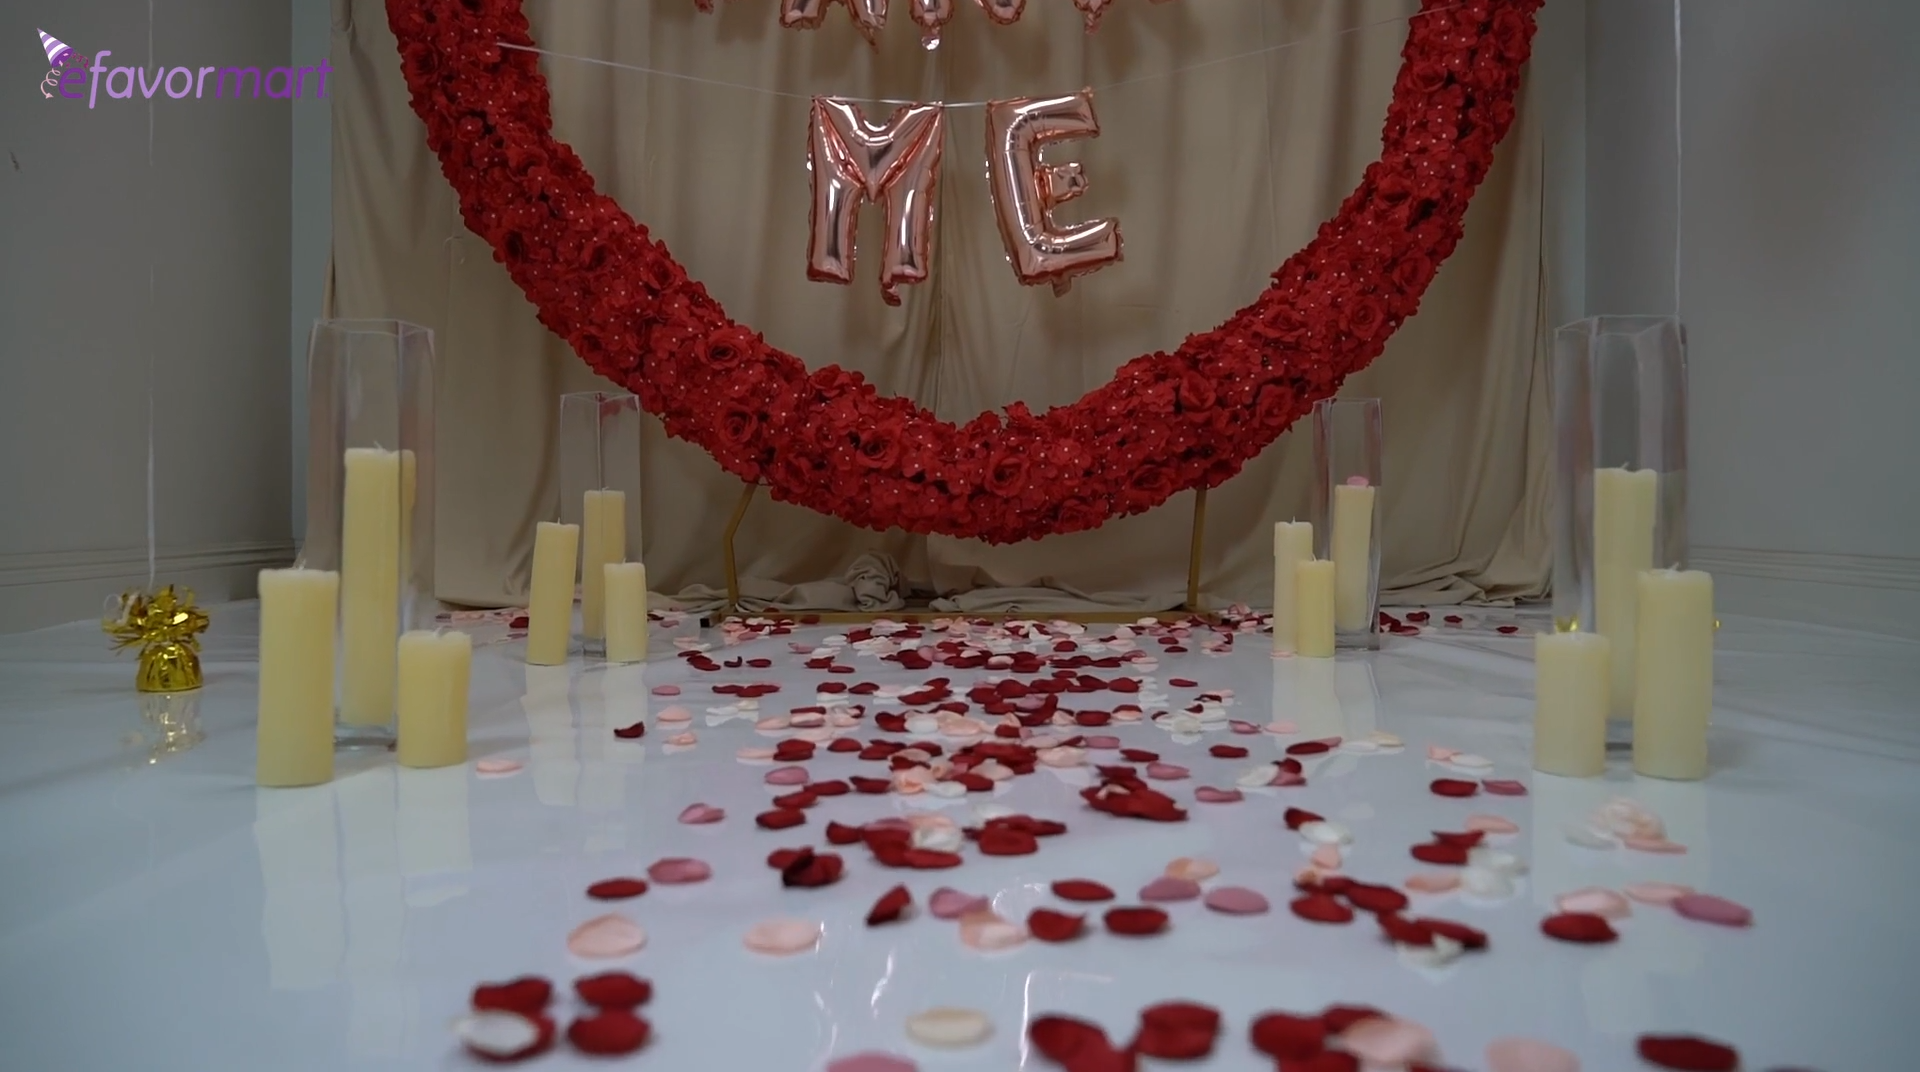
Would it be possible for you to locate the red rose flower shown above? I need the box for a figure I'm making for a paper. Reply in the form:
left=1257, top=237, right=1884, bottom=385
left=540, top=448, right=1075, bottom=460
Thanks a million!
left=720, top=406, right=759, bottom=446
left=1177, top=370, right=1217, bottom=412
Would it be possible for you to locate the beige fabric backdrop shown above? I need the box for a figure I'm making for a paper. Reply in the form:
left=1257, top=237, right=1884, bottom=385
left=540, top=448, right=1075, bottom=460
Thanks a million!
left=325, top=0, right=1550, bottom=612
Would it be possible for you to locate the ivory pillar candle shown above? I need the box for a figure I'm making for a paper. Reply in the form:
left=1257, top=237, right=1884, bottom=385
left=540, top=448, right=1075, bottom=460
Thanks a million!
left=580, top=489, right=627, bottom=640
left=1271, top=521, right=1314, bottom=654
left=1633, top=569, right=1714, bottom=780
left=526, top=521, right=579, bottom=666
left=339, top=447, right=402, bottom=726
left=1594, top=466, right=1657, bottom=717
left=1330, top=481, right=1377, bottom=632
left=256, top=568, right=339, bottom=787
left=1294, top=558, right=1336, bottom=658
left=396, top=630, right=472, bottom=769
left=604, top=562, right=649, bottom=664
left=1532, top=631, right=1610, bottom=777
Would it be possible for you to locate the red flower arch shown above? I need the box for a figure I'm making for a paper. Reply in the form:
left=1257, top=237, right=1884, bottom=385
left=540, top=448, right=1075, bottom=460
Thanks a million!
left=387, top=0, right=1542, bottom=543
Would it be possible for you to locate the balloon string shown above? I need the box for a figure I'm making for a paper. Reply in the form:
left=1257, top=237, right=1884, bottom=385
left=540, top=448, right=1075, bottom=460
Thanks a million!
left=496, top=2, right=1467, bottom=109
left=146, top=0, right=157, bottom=591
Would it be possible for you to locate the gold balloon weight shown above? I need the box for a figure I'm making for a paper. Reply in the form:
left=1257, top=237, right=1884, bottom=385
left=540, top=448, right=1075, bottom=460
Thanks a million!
left=103, top=586, right=211, bottom=692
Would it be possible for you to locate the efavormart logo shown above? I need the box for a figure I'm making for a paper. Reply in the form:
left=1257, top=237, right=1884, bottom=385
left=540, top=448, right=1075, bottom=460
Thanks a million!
left=37, top=28, right=331, bottom=106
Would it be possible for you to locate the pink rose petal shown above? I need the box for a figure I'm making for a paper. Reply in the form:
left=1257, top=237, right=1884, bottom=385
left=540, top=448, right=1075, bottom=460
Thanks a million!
left=1270, top=770, right=1308, bottom=788
left=1427, top=744, right=1459, bottom=761
left=677, top=803, right=724, bottom=824
left=1229, top=719, right=1260, bottom=735
left=1195, top=786, right=1244, bottom=803
left=1309, top=845, right=1343, bottom=871
left=1341, top=1017, right=1436, bottom=1067
left=1139, top=876, right=1203, bottom=902
left=1622, top=836, right=1688, bottom=854
left=1083, top=735, right=1122, bottom=750
left=764, top=766, right=811, bottom=786
left=1405, top=872, right=1462, bottom=894
left=1672, top=893, right=1753, bottom=927
left=1466, top=814, right=1521, bottom=835
left=1482, top=779, right=1530, bottom=796
left=1165, top=857, right=1219, bottom=882
left=929, top=888, right=992, bottom=920
left=1203, top=886, right=1271, bottom=915
left=1146, top=763, right=1190, bottom=781
left=656, top=705, right=692, bottom=723
left=474, top=757, right=523, bottom=775
left=567, top=914, right=647, bottom=959
left=1265, top=721, right=1299, bottom=735
left=650, top=685, right=681, bottom=696
left=743, top=918, right=822, bottom=955
left=1486, top=1037, right=1581, bottom=1072
left=736, top=747, right=777, bottom=762
left=1623, top=881, right=1695, bottom=906
left=1555, top=887, right=1631, bottom=919
left=665, top=731, right=697, bottom=746
left=646, top=857, right=712, bottom=885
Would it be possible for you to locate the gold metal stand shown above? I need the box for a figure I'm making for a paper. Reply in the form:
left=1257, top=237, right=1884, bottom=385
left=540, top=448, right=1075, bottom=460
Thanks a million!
left=717, top=481, right=1213, bottom=623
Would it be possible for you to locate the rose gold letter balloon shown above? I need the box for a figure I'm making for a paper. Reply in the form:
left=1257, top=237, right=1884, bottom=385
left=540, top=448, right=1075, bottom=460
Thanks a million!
left=909, top=0, right=954, bottom=47
left=807, top=97, right=947, bottom=305
left=974, top=0, right=1026, bottom=24
left=781, top=0, right=888, bottom=45
left=984, top=89, right=1122, bottom=293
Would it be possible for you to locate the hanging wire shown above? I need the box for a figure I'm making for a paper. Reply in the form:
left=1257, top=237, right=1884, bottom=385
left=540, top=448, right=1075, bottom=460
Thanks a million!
left=495, top=2, right=1466, bottom=108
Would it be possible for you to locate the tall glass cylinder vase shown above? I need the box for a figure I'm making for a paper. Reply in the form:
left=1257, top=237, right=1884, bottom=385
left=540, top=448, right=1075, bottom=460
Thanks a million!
left=1312, top=397, right=1383, bottom=650
left=297, top=319, right=436, bottom=746
left=559, top=391, right=643, bottom=656
left=1551, top=315, right=1688, bottom=726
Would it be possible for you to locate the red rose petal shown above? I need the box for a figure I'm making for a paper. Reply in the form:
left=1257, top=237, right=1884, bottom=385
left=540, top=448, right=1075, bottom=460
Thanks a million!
left=566, top=1009, right=651, bottom=1056
left=1208, top=744, right=1250, bottom=759
left=1133, top=1001, right=1221, bottom=1060
left=771, top=789, right=818, bottom=810
left=1342, top=883, right=1410, bottom=915
left=572, top=972, right=652, bottom=1009
left=1052, top=879, right=1116, bottom=902
left=472, top=976, right=553, bottom=1015
left=1284, top=807, right=1325, bottom=831
left=1378, top=913, right=1436, bottom=947
left=1029, top=1016, right=1116, bottom=1066
left=1286, top=740, right=1333, bottom=756
left=1431, top=829, right=1487, bottom=848
left=1417, top=916, right=1489, bottom=951
left=756, top=808, right=807, bottom=829
left=1102, top=906, right=1170, bottom=936
left=849, top=776, right=893, bottom=794
left=979, top=828, right=1040, bottom=856
left=613, top=721, right=646, bottom=739
left=902, top=849, right=963, bottom=869
left=1635, top=1034, right=1741, bottom=1071
left=783, top=852, right=845, bottom=888
left=825, top=821, right=865, bottom=845
left=1410, top=842, right=1471, bottom=866
left=1027, top=908, right=1087, bottom=942
left=1168, top=678, right=1199, bottom=688
left=585, top=877, right=649, bottom=901
left=827, top=737, right=863, bottom=753
left=1496, top=624, right=1520, bottom=634
left=1289, top=894, right=1355, bottom=924
left=866, top=884, right=912, bottom=926
left=1482, top=779, right=1529, bottom=795
left=646, top=857, right=712, bottom=884
left=1120, top=748, right=1161, bottom=763
left=1540, top=912, right=1618, bottom=944
left=1250, top=1011, right=1326, bottom=1060
left=1429, top=778, right=1480, bottom=797
left=1671, top=893, right=1754, bottom=927
left=1195, top=786, right=1244, bottom=803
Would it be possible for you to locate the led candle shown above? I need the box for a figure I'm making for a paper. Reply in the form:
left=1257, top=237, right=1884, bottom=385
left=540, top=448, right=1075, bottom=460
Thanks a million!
left=396, top=630, right=471, bottom=769
left=256, top=568, right=339, bottom=787
left=580, top=489, right=627, bottom=641
left=1271, top=521, right=1314, bottom=655
left=1295, top=558, right=1336, bottom=658
left=1532, top=631, right=1610, bottom=777
left=1330, top=480, right=1377, bottom=632
left=339, top=447, right=401, bottom=726
left=1593, top=466, right=1657, bottom=718
left=604, top=562, right=649, bottom=664
left=1633, top=569, right=1714, bottom=780
left=526, top=521, right=579, bottom=666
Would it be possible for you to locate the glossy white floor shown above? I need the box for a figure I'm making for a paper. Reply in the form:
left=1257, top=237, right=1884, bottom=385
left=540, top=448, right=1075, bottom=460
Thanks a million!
left=2, top=605, right=1917, bottom=1072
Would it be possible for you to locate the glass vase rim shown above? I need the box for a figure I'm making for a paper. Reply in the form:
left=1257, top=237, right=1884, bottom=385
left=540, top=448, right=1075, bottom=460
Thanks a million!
left=312, top=317, right=434, bottom=340
left=1554, top=313, right=1683, bottom=335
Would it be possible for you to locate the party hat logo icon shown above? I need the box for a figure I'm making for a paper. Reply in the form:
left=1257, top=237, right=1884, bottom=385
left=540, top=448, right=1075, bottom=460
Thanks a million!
left=39, top=29, right=74, bottom=68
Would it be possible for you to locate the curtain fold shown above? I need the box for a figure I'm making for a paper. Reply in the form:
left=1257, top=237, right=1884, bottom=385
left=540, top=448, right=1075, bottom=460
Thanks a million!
left=325, top=0, right=1550, bottom=611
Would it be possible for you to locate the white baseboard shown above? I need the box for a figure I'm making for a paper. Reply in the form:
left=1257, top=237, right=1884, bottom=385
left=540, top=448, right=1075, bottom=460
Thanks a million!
left=0, top=540, right=296, bottom=634
left=1690, top=545, right=1920, bottom=640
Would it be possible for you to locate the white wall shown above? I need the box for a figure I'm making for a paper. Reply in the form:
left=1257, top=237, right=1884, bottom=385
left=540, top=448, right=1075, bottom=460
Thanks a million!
left=0, top=1, right=297, bottom=631
left=1587, top=0, right=1920, bottom=637
left=291, top=0, right=332, bottom=544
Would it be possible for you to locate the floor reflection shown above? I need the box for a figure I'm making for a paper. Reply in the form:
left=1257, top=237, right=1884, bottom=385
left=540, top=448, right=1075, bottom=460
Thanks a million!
left=524, top=665, right=579, bottom=806
left=1272, top=657, right=1380, bottom=779
left=125, top=692, right=205, bottom=764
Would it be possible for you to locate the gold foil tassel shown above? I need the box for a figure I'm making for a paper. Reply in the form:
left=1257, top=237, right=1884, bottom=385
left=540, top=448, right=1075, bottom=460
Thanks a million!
left=103, top=586, right=211, bottom=692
